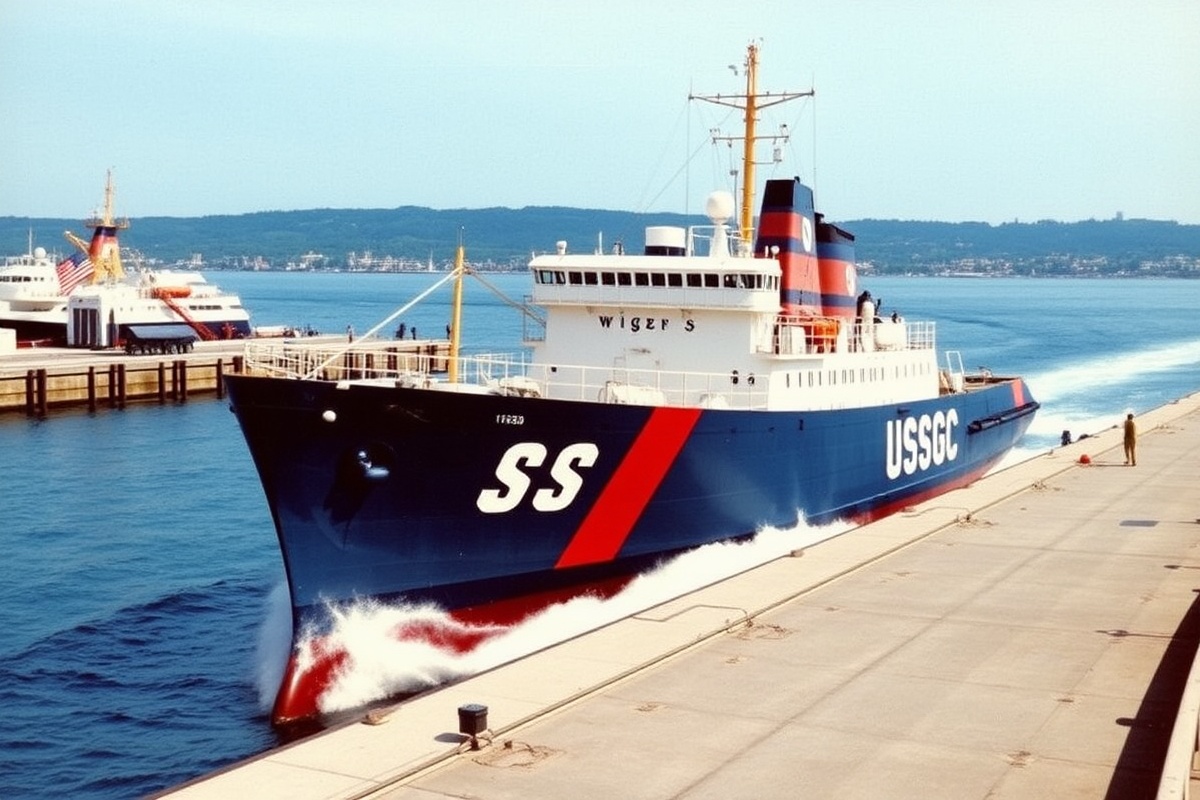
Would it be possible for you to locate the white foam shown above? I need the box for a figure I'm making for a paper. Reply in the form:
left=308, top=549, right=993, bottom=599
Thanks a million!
left=273, top=516, right=850, bottom=716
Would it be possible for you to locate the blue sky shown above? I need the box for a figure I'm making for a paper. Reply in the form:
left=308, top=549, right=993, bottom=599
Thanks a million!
left=2, top=0, right=1197, bottom=224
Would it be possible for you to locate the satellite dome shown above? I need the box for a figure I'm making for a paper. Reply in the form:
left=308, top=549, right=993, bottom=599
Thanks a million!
left=705, top=191, right=735, bottom=225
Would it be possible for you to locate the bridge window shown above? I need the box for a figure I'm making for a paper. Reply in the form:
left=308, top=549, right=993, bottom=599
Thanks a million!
left=686, top=273, right=702, bottom=287
left=584, top=272, right=598, bottom=285
left=667, top=273, right=682, bottom=287
left=617, top=272, right=632, bottom=286
left=568, top=271, right=583, bottom=285
left=634, top=273, right=649, bottom=287
left=601, top=272, right=616, bottom=286
left=651, top=273, right=666, bottom=287
left=704, top=274, right=719, bottom=288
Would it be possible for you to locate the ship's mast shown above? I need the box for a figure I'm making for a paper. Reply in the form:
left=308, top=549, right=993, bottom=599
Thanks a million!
left=448, top=235, right=465, bottom=383
left=691, top=42, right=813, bottom=243
left=65, top=169, right=130, bottom=283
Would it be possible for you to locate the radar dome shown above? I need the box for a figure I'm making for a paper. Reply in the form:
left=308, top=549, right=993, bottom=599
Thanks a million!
left=705, top=191, right=735, bottom=224
left=34, top=246, right=47, bottom=258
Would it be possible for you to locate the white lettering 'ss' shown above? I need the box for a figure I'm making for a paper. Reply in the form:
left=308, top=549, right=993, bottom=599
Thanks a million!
left=477, top=442, right=599, bottom=514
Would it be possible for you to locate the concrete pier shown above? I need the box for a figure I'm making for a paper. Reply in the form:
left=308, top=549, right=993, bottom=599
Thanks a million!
left=0, top=337, right=448, bottom=416
left=157, top=392, right=1200, bottom=799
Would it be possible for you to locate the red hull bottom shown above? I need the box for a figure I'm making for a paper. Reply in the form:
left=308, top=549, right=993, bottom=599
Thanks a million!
left=271, top=574, right=633, bottom=725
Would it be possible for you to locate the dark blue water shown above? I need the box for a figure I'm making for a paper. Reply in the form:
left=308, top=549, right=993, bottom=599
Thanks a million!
left=1, top=273, right=1197, bottom=798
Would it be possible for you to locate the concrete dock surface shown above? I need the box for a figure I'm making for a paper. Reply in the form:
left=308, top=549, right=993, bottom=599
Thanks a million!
left=160, top=392, right=1200, bottom=800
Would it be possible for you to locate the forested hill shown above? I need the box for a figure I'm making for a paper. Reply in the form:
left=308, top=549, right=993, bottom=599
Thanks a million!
left=2, top=206, right=1198, bottom=277
left=848, top=218, right=1199, bottom=275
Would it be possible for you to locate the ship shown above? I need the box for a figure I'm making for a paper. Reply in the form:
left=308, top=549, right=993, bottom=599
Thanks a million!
left=0, top=172, right=252, bottom=347
left=0, top=238, right=67, bottom=344
left=223, top=44, right=1039, bottom=725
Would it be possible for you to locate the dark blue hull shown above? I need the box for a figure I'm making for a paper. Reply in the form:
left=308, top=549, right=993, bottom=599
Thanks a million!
left=225, top=373, right=1036, bottom=626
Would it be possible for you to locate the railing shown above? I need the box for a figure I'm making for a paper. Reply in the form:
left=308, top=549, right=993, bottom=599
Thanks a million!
left=759, top=316, right=937, bottom=357
left=241, top=340, right=772, bottom=410
left=1157, top=652, right=1200, bottom=798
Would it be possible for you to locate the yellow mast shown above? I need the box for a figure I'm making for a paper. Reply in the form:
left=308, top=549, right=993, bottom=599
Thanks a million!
left=691, top=42, right=814, bottom=245
left=740, top=44, right=759, bottom=243
left=448, top=238, right=465, bottom=383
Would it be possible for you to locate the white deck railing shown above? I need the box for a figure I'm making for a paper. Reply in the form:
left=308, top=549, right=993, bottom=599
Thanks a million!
left=241, top=341, right=773, bottom=409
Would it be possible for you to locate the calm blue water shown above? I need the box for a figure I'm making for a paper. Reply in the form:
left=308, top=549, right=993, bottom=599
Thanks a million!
left=1, top=273, right=1198, bottom=799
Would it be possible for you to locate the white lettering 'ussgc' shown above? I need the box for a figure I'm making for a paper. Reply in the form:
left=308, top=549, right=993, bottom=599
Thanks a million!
left=476, top=442, right=600, bottom=513
left=885, top=410, right=959, bottom=479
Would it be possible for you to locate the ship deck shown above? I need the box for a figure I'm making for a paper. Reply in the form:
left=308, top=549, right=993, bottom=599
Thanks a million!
left=157, top=391, right=1200, bottom=799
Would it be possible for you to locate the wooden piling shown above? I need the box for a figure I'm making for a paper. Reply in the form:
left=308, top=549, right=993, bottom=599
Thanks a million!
left=25, top=369, right=34, bottom=416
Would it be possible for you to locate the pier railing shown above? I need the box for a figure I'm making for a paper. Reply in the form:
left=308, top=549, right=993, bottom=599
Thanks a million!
left=1156, top=649, right=1200, bottom=798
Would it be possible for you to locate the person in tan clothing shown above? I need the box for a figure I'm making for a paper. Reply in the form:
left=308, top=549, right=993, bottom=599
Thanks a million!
left=1123, top=413, right=1137, bottom=466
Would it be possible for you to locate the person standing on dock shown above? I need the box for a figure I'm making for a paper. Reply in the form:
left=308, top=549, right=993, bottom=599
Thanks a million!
left=1123, top=412, right=1137, bottom=466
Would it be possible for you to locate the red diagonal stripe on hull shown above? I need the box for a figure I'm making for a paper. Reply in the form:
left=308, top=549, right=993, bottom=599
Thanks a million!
left=555, top=406, right=701, bottom=568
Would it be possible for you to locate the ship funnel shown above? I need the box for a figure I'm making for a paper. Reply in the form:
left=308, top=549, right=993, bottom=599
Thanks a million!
left=754, top=178, right=820, bottom=315
left=816, top=214, right=858, bottom=319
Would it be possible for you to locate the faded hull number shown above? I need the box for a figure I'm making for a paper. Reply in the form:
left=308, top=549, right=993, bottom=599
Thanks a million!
left=885, top=410, right=959, bottom=479
left=477, top=442, right=600, bottom=513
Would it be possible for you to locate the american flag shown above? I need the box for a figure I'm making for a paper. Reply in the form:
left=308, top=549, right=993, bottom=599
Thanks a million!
left=55, top=252, right=94, bottom=295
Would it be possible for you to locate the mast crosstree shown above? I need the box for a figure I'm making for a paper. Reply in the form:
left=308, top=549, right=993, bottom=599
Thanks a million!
left=690, top=42, right=813, bottom=244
